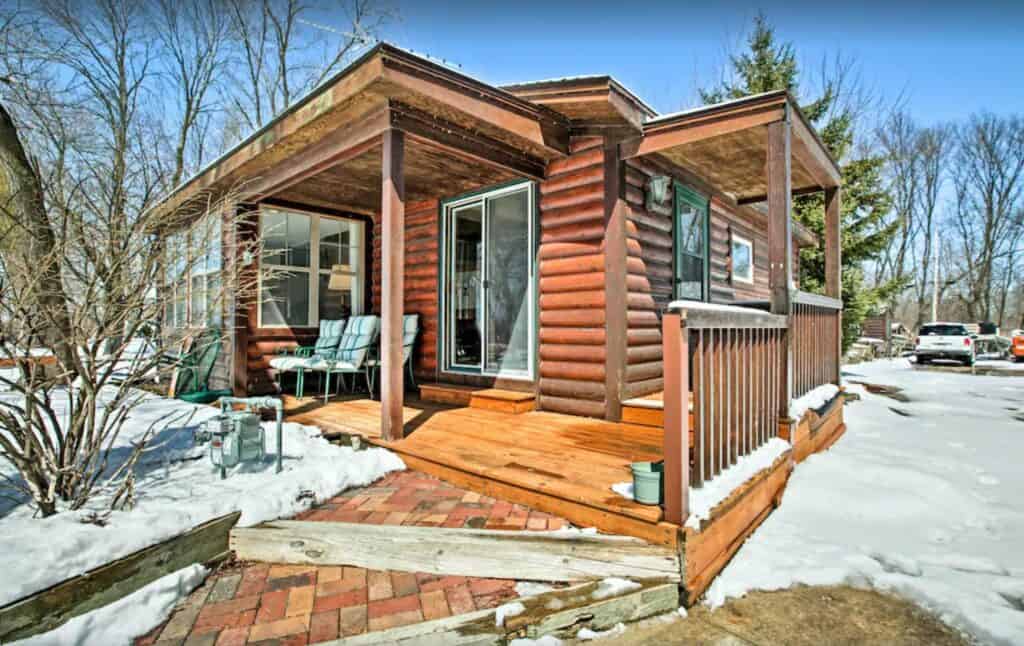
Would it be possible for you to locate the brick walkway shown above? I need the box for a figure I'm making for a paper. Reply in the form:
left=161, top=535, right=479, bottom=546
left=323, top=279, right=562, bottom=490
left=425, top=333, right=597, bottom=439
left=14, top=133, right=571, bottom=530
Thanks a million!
left=137, top=471, right=569, bottom=645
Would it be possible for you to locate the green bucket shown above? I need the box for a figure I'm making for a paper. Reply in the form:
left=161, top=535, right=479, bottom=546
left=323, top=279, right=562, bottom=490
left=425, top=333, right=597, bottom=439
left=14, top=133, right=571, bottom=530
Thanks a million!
left=630, top=461, right=664, bottom=506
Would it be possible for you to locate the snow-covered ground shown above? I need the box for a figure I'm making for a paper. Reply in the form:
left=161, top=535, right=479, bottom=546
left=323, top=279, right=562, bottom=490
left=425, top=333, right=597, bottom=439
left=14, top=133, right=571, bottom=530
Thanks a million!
left=0, top=389, right=405, bottom=608
left=707, top=358, right=1024, bottom=645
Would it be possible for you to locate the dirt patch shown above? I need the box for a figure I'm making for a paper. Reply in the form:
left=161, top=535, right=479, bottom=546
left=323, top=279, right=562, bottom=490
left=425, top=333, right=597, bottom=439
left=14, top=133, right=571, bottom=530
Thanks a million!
left=847, top=381, right=911, bottom=402
left=600, top=585, right=970, bottom=646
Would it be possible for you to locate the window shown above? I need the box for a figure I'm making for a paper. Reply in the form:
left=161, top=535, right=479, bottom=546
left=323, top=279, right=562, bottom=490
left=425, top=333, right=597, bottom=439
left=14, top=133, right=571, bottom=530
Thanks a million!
left=674, top=184, right=708, bottom=301
left=164, top=214, right=222, bottom=328
left=731, top=233, right=754, bottom=284
left=258, top=206, right=364, bottom=328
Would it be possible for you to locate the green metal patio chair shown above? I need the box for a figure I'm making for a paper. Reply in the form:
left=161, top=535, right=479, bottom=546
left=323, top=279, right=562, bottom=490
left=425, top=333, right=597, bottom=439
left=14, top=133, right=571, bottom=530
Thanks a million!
left=308, top=315, right=380, bottom=403
left=175, top=328, right=232, bottom=404
left=268, top=318, right=347, bottom=398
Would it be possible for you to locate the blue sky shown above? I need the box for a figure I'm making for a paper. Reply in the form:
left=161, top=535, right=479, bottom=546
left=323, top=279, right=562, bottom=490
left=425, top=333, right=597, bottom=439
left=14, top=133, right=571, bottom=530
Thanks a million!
left=376, top=0, right=1023, bottom=125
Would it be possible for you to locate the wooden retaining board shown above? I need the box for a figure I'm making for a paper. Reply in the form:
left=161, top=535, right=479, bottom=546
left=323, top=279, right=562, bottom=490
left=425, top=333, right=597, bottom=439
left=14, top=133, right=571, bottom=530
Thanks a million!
left=0, top=511, right=239, bottom=643
left=682, top=454, right=792, bottom=604
left=231, top=520, right=681, bottom=582
left=322, top=579, right=679, bottom=645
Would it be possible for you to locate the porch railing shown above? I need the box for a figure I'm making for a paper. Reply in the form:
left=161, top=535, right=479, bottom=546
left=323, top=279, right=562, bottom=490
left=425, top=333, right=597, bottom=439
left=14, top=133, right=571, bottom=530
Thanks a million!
left=789, top=290, right=843, bottom=399
left=661, top=302, right=789, bottom=526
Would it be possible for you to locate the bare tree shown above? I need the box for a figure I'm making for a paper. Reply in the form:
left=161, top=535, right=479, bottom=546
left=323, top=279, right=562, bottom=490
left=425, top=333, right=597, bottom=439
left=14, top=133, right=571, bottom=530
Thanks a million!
left=153, top=0, right=231, bottom=188
left=222, top=0, right=390, bottom=134
left=950, top=114, right=1024, bottom=322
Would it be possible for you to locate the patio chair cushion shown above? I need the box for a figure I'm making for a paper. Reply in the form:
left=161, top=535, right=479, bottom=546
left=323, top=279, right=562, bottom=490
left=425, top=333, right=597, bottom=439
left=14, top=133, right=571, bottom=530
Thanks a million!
left=305, top=358, right=357, bottom=372
left=313, top=318, right=347, bottom=354
left=336, top=315, right=380, bottom=368
left=269, top=356, right=314, bottom=372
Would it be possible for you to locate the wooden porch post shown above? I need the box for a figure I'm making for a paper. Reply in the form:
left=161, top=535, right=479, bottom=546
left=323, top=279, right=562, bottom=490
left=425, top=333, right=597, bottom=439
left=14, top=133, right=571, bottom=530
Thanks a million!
left=767, top=118, right=793, bottom=315
left=825, top=186, right=842, bottom=384
left=767, top=114, right=793, bottom=414
left=381, top=129, right=405, bottom=441
left=604, top=136, right=628, bottom=421
left=662, top=312, right=689, bottom=526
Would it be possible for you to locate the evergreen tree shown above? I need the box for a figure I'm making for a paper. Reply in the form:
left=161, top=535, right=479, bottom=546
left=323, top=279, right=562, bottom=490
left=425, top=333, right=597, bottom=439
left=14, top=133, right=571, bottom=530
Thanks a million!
left=701, top=13, right=899, bottom=351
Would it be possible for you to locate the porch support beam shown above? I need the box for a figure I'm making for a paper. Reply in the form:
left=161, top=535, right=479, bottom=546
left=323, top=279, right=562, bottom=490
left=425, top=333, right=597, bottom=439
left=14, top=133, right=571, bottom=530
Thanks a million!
left=661, top=312, right=689, bottom=526
left=766, top=116, right=793, bottom=316
left=603, top=135, right=628, bottom=421
left=791, top=111, right=842, bottom=189
left=619, top=104, right=783, bottom=160
left=380, top=128, right=405, bottom=441
left=824, top=186, right=842, bottom=299
left=825, top=185, right=842, bottom=386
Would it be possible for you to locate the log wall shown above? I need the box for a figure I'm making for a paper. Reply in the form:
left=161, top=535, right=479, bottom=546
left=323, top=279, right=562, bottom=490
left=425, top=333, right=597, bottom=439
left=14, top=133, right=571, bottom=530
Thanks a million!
left=536, top=137, right=608, bottom=418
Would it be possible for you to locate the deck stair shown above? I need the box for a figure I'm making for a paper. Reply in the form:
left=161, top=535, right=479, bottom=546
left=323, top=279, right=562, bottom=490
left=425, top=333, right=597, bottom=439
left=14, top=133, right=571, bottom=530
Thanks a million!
left=621, top=396, right=664, bottom=427
left=419, top=384, right=535, bottom=414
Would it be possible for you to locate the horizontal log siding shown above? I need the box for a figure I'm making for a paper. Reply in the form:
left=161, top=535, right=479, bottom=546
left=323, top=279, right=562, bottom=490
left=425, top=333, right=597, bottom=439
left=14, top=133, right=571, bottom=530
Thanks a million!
left=372, top=199, right=440, bottom=381
left=538, top=137, right=607, bottom=417
left=622, top=161, right=777, bottom=400
left=623, top=158, right=672, bottom=400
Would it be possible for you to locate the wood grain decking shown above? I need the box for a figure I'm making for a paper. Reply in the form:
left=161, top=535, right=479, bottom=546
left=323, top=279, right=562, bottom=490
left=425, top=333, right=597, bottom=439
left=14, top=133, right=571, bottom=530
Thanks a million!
left=281, top=393, right=680, bottom=546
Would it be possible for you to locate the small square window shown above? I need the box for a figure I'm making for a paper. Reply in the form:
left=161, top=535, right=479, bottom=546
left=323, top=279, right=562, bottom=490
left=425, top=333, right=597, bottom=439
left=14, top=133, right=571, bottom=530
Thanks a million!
left=731, top=234, right=754, bottom=284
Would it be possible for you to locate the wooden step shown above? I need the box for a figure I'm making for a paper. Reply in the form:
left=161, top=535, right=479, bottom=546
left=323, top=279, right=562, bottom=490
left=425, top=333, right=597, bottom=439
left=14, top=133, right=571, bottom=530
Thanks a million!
left=420, top=384, right=536, bottom=414
left=621, top=401, right=664, bottom=427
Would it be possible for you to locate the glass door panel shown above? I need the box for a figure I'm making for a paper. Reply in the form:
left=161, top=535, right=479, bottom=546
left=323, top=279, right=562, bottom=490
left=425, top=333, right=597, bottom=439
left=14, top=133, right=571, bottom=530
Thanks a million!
left=484, top=189, right=531, bottom=374
left=449, top=204, right=483, bottom=369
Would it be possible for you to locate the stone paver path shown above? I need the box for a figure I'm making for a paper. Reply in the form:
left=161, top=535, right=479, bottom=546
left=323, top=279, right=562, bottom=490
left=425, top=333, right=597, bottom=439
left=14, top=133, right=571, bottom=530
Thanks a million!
left=136, top=471, right=569, bottom=645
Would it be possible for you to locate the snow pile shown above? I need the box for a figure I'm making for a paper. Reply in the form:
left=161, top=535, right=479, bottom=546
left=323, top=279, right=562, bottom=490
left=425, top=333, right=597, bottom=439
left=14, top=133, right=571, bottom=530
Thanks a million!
left=0, top=388, right=405, bottom=606
left=510, top=637, right=563, bottom=646
left=611, top=481, right=633, bottom=500
left=495, top=601, right=525, bottom=627
left=577, top=622, right=626, bottom=640
left=686, top=437, right=790, bottom=530
left=788, top=383, right=840, bottom=421
left=515, top=582, right=555, bottom=597
left=707, top=359, right=1024, bottom=644
left=591, top=578, right=641, bottom=600
left=13, top=564, right=208, bottom=646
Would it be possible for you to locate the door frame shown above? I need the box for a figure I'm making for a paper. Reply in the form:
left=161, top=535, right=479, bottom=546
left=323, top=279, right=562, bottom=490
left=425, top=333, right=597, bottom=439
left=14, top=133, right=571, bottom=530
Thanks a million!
left=438, top=180, right=537, bottom=381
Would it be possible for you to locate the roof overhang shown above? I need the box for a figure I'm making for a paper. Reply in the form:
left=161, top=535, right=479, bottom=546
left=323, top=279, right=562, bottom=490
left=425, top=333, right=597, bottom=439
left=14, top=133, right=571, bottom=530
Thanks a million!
left=502, top=75, right=657, bottom=132
left=157, top=43, right=571, bottom=216
left=621, top=91, right=841, bottom=203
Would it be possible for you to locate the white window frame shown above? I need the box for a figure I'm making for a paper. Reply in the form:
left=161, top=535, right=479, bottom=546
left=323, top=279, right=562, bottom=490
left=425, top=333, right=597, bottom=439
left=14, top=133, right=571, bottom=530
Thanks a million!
left=731, top=233, right=755, bottom=284
left=256, top=205, right=365, bottom=329
left=165, top=214, right=222, bottom=329
left=439, top=181, right=536, bottom=381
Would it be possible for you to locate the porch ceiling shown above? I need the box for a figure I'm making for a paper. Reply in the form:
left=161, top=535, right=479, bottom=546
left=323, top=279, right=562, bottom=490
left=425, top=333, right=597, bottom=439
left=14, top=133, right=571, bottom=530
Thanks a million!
left=273, top=136, right=522, bottom=213
left=621, top=91, right=841, bottom=204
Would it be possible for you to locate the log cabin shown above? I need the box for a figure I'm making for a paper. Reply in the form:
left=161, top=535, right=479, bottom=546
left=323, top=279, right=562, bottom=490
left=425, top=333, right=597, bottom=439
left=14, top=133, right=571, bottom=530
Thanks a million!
left=156, top=44, right=846, bottom=593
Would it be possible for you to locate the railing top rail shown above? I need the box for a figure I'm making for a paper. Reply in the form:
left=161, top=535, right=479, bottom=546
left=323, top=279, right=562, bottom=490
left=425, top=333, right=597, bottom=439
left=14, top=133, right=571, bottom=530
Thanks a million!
left=666, top=300, right=788, bottom=330
left=791, top=290, right=843, bottom=311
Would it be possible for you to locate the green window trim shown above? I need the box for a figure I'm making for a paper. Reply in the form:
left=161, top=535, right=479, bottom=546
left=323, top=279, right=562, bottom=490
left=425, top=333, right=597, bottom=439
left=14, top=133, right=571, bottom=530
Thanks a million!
left=673, top=182, right=710, bottom=302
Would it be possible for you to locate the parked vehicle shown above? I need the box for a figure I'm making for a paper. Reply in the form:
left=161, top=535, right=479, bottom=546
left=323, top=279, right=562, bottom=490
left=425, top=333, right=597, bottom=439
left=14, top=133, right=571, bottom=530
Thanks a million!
left=915, top=322, right=976, bottom=366
left=1010, top=330, right=1024, bottom=363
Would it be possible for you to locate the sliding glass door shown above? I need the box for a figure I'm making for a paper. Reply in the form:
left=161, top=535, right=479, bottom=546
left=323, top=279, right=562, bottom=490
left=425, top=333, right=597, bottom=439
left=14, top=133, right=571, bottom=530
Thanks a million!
left=444, top=183, right=535, bottom=379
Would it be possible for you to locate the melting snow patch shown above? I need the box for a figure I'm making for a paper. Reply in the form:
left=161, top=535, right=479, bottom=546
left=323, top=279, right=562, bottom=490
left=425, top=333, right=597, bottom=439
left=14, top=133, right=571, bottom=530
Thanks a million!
left=788, top=383, right=840, bottom=420
left=0, top=388, right=406, bottom=608
left=495, top=601, right=525, bottom=627
left=685, top=438, right=790, bottom=530
left=591, top=578, right=642, bottom=600
left=611, top=482, right=634, bottom=500
left=704, top=358, right=1024, bottom=644
left=510, top=637, right=563, bottom=646
left=515, top=582, right=555, bottom=597
left=13, top=564, right=207, bottom=646
left=577, top=622, right=626, bottom=640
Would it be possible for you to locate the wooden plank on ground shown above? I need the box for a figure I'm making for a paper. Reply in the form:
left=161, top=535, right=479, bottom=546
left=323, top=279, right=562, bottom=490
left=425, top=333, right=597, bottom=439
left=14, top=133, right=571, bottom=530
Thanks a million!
left=230, top=520, right=681, bottom=582
left=323, top=580, right=678, bottom=645
left=0, top=511, right=239, bottom=643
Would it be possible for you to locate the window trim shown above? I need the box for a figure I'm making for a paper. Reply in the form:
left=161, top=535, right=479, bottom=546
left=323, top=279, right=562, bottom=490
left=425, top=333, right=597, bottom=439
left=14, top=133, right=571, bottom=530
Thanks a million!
left=730, top=233, right=755, bottom=284
left=438, top=180, right=537, bottom=381
left=673, top=182, right=710, bottom=302
left=256, top=204, right=366, bottom=329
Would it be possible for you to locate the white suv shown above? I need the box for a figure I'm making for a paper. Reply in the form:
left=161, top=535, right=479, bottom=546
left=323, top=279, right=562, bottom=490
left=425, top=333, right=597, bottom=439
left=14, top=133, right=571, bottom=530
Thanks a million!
left=915, top=322, right=975, bottom=366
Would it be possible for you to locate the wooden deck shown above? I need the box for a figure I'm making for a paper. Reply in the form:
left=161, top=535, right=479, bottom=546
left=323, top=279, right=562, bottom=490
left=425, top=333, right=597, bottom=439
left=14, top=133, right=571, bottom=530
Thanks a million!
left=282, top=394, right=680, bottom=546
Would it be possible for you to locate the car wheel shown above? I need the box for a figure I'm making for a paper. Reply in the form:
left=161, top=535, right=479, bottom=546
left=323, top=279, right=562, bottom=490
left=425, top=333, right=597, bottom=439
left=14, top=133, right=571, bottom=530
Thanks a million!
left=917, top=356, right=929, bottom=365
